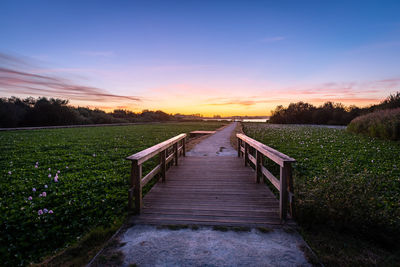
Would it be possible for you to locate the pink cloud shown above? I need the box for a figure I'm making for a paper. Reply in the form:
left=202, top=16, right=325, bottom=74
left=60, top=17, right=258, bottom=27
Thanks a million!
left=0, top=52, right=141, bottom=103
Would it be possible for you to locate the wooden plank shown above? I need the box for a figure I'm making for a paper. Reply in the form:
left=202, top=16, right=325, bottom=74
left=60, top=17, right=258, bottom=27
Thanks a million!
left=166, top=153, right=175, bottom=164
left=133, top=215, right=282, bottom=225
left=143, top=207, right=279, bottom=216
left=248, top=153, right=256, bottom=165
left=126, top=133, right=186, bottom=164
left=131, top=218, right=282, bottom=227
left=141, top=164, right=161, bottom=186
left=261, top=165, right=280, bottom=190
left=143, top=204, right=279, bottom=212
left=144, top=202, right=278, bottom=209
left=190, top=130, right=216, bottom=134
left=236, top=133, right=295, bottom=167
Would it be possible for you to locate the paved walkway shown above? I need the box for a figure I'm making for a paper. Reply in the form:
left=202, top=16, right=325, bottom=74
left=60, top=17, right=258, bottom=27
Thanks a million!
left=119, top=226, right=310, bottom=267
left=186, top=122, right=237, bottom=156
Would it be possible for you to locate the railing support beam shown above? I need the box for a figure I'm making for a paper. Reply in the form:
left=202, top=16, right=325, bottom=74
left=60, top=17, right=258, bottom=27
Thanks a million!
left=244, top=143, right=249, bottom=166
left=237, top=138, right=241, bottom=157
left=182, top=138, right=186, bottom=157
left=286, top=163, right=295, bottom=218
left=255, top=150, right=262, bottom=183
left=173, top=143, right=178, bottom=166
left=279, top=162, right=289, bottom=221
left=131, top=161, right=142, bottom=214
left=160, top=150, right=166, bottom=182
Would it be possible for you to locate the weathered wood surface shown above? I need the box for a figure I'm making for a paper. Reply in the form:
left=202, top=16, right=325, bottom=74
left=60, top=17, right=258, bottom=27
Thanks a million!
left=189, top=130, right=216, bottom=138
left=190, top=130, right=216, bottom=134
left=126, top=133, right=186, bottom=164
left=127, top=133, right=187, bottom=212
left=236, top=133, right=295, bottom=220
left=130, top=156, right=292, bottom=227
left=236, top=133, right=295, bottom=167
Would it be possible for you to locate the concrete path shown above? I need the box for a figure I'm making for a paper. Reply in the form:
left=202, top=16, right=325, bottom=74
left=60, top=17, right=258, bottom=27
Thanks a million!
left=186, top=122, right=237, bottom=156
left=118, top=226, right=310, bottom=267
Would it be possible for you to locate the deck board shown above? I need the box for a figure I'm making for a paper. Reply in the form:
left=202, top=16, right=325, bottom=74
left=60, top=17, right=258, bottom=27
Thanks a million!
left=130, top=156, right=288, bottom=227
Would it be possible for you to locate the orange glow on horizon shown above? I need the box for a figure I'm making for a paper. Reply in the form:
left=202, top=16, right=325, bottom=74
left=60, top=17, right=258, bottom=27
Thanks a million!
left=77, top=97, right=384, bottom=117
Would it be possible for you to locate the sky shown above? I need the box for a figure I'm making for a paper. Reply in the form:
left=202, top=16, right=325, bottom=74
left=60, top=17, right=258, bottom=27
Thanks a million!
left=1, top=0, right=400, bottom=116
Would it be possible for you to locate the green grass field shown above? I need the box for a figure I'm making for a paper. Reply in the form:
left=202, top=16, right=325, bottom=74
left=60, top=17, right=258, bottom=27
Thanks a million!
left=0, top=122, right=226, bottom=266
left=243, top=123, right=400, bottom=265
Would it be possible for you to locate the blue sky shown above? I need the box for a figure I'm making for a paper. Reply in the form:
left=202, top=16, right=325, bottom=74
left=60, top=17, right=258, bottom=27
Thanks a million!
left=1, top=0, right=400, bottom=115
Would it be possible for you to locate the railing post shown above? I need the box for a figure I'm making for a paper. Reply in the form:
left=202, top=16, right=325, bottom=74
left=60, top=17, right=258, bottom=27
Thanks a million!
left=255, top=150, right=262, bottom=183
left=279, top=162, right=288, bottom=221
left=131, top=161, right=142, bottom=214
left=182, top=138, right=186, bottom=157
left=244, top=142, right=249, bottom=166
left=286, top=162, right=295, bottom=218
left=173, top=143, right=178, bottom=166
left=237, top=138, right=241, bottom=157
left=160, top=149, right=166, bottom=182
left=128, top=188, right=133, bottom=210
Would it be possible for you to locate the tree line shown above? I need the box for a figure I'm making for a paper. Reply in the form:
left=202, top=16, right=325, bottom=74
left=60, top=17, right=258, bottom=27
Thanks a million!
left=269, top=92, right=400, bottom=125
left=0, top=97, right=175, bottom=128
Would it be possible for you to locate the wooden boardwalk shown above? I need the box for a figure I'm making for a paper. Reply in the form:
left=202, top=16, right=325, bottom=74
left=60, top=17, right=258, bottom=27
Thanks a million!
left=127, top=130, right=295, bottom=228
left=130, top=156, right=283, bottom=227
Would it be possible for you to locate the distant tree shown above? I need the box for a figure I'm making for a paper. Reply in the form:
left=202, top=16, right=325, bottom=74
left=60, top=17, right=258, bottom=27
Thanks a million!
left=267, top=97, right=398, bottom=126
left=0, top=97, right=175, bottom=128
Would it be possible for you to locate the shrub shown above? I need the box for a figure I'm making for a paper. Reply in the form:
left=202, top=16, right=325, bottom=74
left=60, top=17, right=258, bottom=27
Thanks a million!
left=347, top=108, right=400, bottom=140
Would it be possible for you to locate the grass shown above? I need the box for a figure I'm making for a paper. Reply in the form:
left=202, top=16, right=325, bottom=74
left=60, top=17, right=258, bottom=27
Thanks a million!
left=243, top=122, right=400, bottom=265
left=35, top=221, right=123, bottom=266
left=0, top=121, right=226, bottom=266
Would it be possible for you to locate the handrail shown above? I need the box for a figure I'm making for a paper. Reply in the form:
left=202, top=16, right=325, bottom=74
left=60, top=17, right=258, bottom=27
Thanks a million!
left=236, top=133, right=295, bottom=221
left=126, top=133, right=186, bottom=164
left=126, top=133, right=187, bottom=213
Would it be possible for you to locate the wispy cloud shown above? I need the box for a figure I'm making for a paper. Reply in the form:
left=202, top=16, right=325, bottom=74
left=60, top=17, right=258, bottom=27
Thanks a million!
left=203, top=77, right=399, bottom=108
left=204, top=97, right=283, bottom=107
left=261, top=36, right=286, bottom=43
left=0, top=52, right=140, bottom=103
left=79, top=51, right=115, bottom=57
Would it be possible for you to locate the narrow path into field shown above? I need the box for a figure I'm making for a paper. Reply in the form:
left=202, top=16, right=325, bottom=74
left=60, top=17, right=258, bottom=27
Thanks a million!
left=186, top=122, right=237, bottom=156
left=93, top=122, right=312, bottom=266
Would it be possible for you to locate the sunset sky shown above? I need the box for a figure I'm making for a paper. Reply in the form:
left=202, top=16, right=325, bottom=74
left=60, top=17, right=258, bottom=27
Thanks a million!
left=1, top=0, right=400, bottom=116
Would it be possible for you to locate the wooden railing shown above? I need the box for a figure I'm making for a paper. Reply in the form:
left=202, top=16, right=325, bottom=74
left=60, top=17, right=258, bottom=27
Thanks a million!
left=126, top=133, right=187, bottom=213
left=236, top=133, right=296, bottom=221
